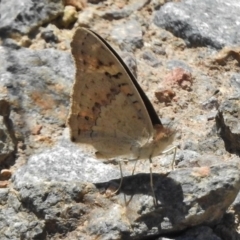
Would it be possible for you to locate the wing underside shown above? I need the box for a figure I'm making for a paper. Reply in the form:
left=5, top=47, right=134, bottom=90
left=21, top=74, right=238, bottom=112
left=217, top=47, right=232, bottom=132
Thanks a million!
left=68, top=28, right=158, bottom=158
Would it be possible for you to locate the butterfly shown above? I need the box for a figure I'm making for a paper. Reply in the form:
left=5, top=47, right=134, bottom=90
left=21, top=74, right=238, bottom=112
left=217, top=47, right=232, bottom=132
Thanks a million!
left=68, top=27, right=175, bottom=204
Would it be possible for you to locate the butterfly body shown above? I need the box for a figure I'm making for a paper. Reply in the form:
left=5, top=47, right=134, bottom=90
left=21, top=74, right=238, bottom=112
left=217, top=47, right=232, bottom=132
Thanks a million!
left=68, top=27, right=175, bottom=162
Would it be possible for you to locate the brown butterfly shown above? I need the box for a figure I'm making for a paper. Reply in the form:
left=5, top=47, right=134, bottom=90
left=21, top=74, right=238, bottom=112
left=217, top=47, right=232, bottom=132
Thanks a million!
left=68, top=27, right=175, bottom=204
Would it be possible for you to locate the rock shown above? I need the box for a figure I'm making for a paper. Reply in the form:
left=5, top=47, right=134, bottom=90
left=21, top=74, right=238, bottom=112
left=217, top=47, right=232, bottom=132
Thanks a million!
left=60, top=5, right=78, bottom=28
left=76, top=8, right=96, bottom=28
left=1, top=0, right=240, bottom=238
left=111, top=20, right=143, bottom=51
left=65, top=0, right=87, bottom=10
left=2, top=38, right=20, bottom=49
left=19, top=36, right=32, bottom=47
left=120, top=52, right=138, bottom=78
left=230, top=73, right=240, bottom=95
left=101, top=0, right=150, bottom=20
left=174, top=226, right=222, bottom=240
left=142, top=50, right=162, bottom=67
left=0, top=0, right=64, bottom=37
left=40, top=30, right=58, bottom=43
left=13, top=138, right=121, bottom=186
left=166, top=60, right=192, bottom=72
left=215, top=101, right=240, bottom=155
left=163, top=68, right=193, bottom=91
left=0, top=115, right=16, bottom=164
left=12, top=155, right=240, bottom=239
left=212, top=46, right=240, bottom=65
left=154, top=0, right=240, bottom=48
left=0, top=188, right=46, bottom=239
left=0, top=46, right=74, bottom=153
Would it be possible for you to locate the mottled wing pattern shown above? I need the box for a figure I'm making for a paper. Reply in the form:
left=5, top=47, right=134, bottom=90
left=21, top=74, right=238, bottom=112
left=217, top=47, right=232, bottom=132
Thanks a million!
left=68, top=28, right=158, bottom=158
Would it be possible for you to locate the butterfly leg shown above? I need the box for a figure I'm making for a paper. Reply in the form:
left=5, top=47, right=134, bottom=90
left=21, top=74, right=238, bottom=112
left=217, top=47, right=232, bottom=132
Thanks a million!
left=171, top=146, right=177, bottom=170
left=149, top=156, right=157, bottom=206
left=131, top=160, right=138, bottom=175
left=162, top=145, right=177, bottom=170
left=112, top=161, right=124, bottom=195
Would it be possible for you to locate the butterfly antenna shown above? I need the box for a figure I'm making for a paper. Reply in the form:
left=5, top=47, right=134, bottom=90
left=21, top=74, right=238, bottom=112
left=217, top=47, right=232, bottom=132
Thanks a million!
left=111, top=161, right=124, bottom=196
left=149, top=156, right=157, bottom=206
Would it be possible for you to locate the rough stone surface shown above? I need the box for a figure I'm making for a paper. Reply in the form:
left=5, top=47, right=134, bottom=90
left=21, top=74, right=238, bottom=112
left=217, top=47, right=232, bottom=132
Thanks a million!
left=13, top=155, right=240, bottom=239
left=154, top=0, right=240, bottom=48
left=111, top=19, right=143, bottom=51
left=0, top=0, right=64, bottom=37
left=0, top=46, right=74, bottom=155
left=0, top=114, right=16, bottom=165
left=1, top=0, right=240, bottom=239
left=100, top=0, right=150, bottom=20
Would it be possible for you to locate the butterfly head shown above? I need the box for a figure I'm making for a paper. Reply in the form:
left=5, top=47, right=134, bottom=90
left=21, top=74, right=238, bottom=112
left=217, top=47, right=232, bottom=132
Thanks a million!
left=151, top=124, right=176, bottom=157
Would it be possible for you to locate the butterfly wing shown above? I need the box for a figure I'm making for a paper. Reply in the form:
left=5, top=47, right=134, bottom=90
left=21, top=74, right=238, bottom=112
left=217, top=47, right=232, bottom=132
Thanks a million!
left=68, top=28, right=161, bottom=158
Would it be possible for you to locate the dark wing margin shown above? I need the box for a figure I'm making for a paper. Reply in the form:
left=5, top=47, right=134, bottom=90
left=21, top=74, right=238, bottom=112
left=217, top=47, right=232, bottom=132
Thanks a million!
left=89, top=29, right=162, bottom=126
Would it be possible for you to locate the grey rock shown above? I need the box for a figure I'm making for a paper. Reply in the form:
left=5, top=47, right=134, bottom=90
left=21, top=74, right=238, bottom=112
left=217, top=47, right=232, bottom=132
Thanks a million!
left=230, top=73, right=240, bottom=95
left=13, top=136, right=121, bottom=187
left=176, top=149, right=200, bottom=168
left=232, top=191, right=240, bottom=214
left=214, top=213, right=239, bottom=240
left=142, top=50, right=162, bottom=68
left=0, top=46, right=73, bottom=152
left=215, top=100, right=240, bottom=155
left=0, top=188, right=9, bottom=205
left=120, top=52, right=138, bottom=78
left=0, top=115, right=16, bottom=164
left=0, top=189, right=45, bottom=239
left=156, top=226, right=222, bottom=239
left=166, top=60, right=192, bottom=72
left=182, top=141, right=199, bottom=152
left=87, top=205, right=130, bottom=239
left=202, top=96, right=219, bottom=110
left=40, top=29, right=58, bottom=43
left=1, top=1, right=240, bottom=239
left=111, top=20, right=143, bottom=51
left=0, top=0, right=64, bottom=37
left=12, top=141, right=240, bottom=239
left=101, top=0, right=150, bottom=20
left=2, top=38, right=21, bottom=49
left=154, top=0, right=240, bottom=48
left=175, top=226, right=221, bottom=240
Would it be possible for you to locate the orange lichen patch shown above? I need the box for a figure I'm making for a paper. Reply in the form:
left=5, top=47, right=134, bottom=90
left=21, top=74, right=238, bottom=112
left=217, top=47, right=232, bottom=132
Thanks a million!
left=56, top=105, right=69, bottom=123
left=0, top=180, right=9, bottom=188
left=33, top=135, right=54, bottom=145
left=30, top=91, right=55, bottom=110
left=31, top=125, right=42, bottom=135
left=155, top=89, right=176, bottom=104
left=213, top=46, right=240, bottom=65
left=51, top=83, right=65, bottom=92
left=191, top=166, right=211, bottom=178
left=164, top=68, right=193, bottom=90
